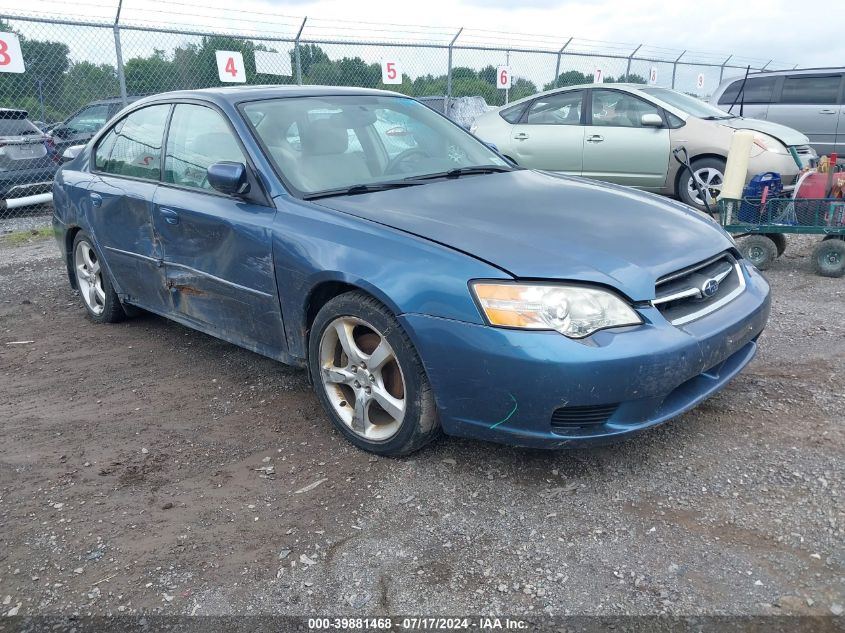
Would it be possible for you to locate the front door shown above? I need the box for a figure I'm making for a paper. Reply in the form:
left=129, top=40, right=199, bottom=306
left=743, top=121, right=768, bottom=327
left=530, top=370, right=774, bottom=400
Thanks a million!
left=582, top=89, right=670, bottom=190
left=508, top=90, right=585, bottom=174
left=86, top=103, right=171, bottom=312
left=152, top=103, right=284, bottom=351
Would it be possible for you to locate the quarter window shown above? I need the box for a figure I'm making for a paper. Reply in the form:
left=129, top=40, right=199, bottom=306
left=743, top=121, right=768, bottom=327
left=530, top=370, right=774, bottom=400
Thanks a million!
left=95, top=104, right=170, bottom=180
left=591, top=90, right=660, bottom=128
left=779, top=75, right=841, bottom=105
left=164, top=104, right=246, bottom=191
left=525, top=91, right=583, bottom=125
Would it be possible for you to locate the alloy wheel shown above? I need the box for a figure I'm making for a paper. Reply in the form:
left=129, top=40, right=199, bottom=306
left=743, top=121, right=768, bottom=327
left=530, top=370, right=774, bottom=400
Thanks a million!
left=74, top=240, right=106, bottom=315
left=318, top=316, right=406, bottom=441
left=687, top=167, right=724, bottom=206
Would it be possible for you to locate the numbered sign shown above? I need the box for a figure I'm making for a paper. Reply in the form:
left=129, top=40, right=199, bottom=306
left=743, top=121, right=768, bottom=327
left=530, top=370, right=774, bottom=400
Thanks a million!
left=0, top=32, right=25, bottom=74
left=216, top=51, right=246, bottom=83
left=496, top=65, right=511, bottom=90
left=593, top=68, right=604, bottom=84
left=381, top=60, right=402, bottom=85
left=696, top=73, right=705, bottom=90
left=649, top=67, right=658, bottom=85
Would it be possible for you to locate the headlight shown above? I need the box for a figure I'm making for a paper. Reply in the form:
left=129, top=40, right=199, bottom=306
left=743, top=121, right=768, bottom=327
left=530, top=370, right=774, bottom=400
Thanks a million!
left=471, top=282, right=642, bottom=338
left=752, top=134, right=787, bottom=155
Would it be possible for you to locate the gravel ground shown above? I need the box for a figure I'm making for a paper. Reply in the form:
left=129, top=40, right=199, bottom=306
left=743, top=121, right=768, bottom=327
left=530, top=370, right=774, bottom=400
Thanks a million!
left=0, top=208, right=53, bottom=235
left=0, top=231, right=842, bottom=618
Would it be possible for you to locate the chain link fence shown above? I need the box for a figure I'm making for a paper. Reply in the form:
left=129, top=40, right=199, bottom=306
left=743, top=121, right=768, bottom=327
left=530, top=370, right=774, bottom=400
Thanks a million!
left=0, top=5, right=795, bottom=219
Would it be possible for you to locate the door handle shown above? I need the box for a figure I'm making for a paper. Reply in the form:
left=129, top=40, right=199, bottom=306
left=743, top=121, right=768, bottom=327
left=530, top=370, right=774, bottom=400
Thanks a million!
left=159, top=208, right=179, bottom=225
left=820, top=109, right=837, bottom=114
left=89, top=192, right=102, bottom=208
left=514, top=133, right=529, bottom=140
left=586, top=135, right=604, bottom=143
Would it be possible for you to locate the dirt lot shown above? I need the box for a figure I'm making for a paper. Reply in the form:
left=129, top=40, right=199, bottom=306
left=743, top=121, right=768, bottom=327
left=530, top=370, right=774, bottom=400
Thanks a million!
left=0, top=226, right=842, bottom=618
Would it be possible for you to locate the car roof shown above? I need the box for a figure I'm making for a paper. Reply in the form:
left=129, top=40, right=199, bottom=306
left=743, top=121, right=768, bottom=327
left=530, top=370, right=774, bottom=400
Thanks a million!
left=132, top=85, right=405, bottom=108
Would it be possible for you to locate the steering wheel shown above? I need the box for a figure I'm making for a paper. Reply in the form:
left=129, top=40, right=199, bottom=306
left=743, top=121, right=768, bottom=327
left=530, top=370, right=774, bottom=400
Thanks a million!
left=384, top=148, right=431, bottom=176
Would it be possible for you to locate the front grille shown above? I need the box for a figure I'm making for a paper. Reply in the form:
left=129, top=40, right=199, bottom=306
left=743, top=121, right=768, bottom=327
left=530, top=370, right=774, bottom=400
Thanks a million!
left=653, top=252, right=745, bottom=326
left=551, top=404, right=618, bottom=429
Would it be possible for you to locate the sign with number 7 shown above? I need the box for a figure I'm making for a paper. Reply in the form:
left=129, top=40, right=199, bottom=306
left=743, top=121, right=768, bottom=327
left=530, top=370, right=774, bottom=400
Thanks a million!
left=381, top=60, right=402, bottom=85
left=0, top=32, right=25, bottom=74
left=215, top=50, right=246, bottom=83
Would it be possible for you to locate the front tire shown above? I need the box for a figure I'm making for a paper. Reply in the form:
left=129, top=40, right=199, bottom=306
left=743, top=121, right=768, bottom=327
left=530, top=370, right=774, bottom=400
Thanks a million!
left=308, top=292, right=440, bottom=456
left=72, top=232, right=125, bottom=323
left=678, top=157, right=725, bottom=212
left=739, top=234, right=778, bottom=270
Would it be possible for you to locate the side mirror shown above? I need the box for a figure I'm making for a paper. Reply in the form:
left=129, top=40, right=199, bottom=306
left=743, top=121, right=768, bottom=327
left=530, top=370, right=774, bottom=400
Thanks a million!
left=641, top=113, right=664, bottom=128
left=207, top=161, right=250, bottom=196
left=62, top=145, right=85, bottom=163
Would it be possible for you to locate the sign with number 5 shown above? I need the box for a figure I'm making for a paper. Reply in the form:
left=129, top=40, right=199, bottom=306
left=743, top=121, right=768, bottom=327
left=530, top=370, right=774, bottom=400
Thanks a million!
left=0, top=32, right=25, bottom=74
left=215, top=51, right=246, bottom=83
left=496, top=66, right=511, bottom=90
left=381, top=60, right=402, bottom=85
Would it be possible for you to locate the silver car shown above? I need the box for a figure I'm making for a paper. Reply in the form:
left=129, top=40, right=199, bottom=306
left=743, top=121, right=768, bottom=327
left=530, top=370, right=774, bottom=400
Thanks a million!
left=471, top=84, right=814, bottom=211
left=711, top=68, right=844, bottom=159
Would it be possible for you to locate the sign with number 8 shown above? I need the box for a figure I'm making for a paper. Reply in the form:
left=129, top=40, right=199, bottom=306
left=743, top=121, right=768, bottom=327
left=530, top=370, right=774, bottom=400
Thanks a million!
left=0, top=32, right=25, bottom=74
left=215, top=50, right=246, bottom=83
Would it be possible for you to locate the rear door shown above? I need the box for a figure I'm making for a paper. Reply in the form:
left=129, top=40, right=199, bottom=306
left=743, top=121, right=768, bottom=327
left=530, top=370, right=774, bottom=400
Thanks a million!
left=508, top=90, right=585, bottom=173
left=766, top=73, right=844, bottom=156
left=86, top=104, right=171, bottom=312
left=152, top=103, right=284, bottom=351
left=581, top=89, right=670, bottom=189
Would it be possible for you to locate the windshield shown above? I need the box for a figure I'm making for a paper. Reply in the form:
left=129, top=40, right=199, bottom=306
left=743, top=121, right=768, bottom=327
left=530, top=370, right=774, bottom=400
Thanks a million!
left=639, top=87, right=734, bottom=120
left=242, top=95, right=509, bottom=195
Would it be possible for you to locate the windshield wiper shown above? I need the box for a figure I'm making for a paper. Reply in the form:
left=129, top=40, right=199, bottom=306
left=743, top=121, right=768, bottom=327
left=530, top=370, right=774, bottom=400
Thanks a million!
left=302, top=180, right=427, bottom=201
left=408, top=165, right=515, bottom=181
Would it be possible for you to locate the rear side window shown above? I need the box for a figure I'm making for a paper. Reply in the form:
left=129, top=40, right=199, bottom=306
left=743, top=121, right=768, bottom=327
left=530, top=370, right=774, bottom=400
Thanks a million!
left=164, top=104, right=246, bottom=191
left=0, top=117, right=40, bottom=136
left=499, top=103, right=527, bottom=124
left=95, top=104, right=170, bottom=180
left=779, top=75, right=841, bottom=105
left=717, top=77, right=777, bottom=105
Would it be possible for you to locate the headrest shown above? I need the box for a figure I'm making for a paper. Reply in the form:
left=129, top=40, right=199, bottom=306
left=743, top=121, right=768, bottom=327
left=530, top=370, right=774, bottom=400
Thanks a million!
left=301, top=118, right=349, bottom=156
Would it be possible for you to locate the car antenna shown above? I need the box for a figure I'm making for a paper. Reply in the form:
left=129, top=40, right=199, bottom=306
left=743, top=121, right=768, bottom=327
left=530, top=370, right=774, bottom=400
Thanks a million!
left=727, top=65, right=750, bottom=117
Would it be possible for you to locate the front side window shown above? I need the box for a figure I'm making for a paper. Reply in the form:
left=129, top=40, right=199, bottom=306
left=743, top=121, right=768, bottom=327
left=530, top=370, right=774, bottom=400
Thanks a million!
left=525, top=91, right=583, bottom=125
left=243, top=95, right=508, bottom=195
left=164, top=104, right=246, bottom=191
left=95, top=104, right=170, bottom=180
left=779, top=75, right=841, bottom=105
left=591, top=90, right=661, bottom=128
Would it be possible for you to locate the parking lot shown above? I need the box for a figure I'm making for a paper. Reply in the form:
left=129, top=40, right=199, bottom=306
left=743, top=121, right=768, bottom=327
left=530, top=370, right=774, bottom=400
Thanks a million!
left=0, top=229, right=842, bottom=616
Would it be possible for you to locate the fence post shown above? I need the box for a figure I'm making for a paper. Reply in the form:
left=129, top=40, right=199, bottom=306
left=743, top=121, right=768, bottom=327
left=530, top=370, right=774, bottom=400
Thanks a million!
left=719, top=55, right=732, bottom=85
left=445, top=27, right=462, bottom=115
left=553, top=37, right=572, bottom=88
left=671, top=50, right=685, bottom=89
left=294, top=16, right=307, bottom=85
left=113, top=0, right=128, bottom=107
left=625, top=44, right=641, bottom=82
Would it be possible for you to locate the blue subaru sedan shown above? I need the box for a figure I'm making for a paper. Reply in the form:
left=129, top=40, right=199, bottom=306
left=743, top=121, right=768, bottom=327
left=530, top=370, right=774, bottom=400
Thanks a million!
left=52, top=86, right=770, bottom=455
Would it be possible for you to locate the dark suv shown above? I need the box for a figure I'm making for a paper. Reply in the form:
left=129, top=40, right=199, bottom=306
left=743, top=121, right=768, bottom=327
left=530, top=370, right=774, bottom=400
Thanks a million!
left=0, top=109, right=60, bottom=205
left=50, top=96, right=141, bottom=153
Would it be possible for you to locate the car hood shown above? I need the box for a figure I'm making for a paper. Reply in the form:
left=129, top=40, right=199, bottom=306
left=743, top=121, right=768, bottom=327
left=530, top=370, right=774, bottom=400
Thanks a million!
left=719, top=117, right=810, bottom=147
left=315, top=170, right=733, bottom=301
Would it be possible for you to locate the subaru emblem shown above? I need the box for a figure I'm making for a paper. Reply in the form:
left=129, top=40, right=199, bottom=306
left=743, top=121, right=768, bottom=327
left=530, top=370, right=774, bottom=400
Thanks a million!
left=702, top=278, right=719, bottom=298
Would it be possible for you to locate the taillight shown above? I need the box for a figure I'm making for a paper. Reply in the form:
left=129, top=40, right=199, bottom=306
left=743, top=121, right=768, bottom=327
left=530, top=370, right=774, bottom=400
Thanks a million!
left=45, top=135, right=60, bottom=162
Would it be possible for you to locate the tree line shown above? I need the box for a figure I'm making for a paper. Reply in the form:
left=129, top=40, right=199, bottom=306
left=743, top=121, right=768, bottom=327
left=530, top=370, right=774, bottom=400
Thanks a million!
left=0, top=21, right=645, bottom=123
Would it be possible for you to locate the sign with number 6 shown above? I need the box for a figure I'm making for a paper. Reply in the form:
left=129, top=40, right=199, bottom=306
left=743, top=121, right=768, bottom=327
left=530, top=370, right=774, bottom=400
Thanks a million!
left=0, top=32, right=25, bottom=74
left=593, top=68, right=603, bottom=84
left=381, top=60, right=402, bottom=85
left=216, top=51, right=246, bottom=83
left=496, top=65, right=511, bottom=90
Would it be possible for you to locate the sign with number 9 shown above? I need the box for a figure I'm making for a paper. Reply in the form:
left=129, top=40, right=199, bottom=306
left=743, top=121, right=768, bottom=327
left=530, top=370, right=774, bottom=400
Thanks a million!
left=0, top=32, right=25, bottom=74
left=497, top=65, right=511, bottom=89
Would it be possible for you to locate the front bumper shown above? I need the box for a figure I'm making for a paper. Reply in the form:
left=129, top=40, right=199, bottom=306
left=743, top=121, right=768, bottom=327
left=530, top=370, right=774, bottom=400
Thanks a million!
left=747, top=150, right=800, bottom=185
left=401, top=261, right=770, bottom=449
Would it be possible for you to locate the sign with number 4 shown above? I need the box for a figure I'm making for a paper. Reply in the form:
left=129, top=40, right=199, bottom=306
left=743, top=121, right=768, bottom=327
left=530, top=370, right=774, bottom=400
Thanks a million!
left=381, top=60, right=402, bottom=85
left=216, top=51, right=246, bottom=83
left=594, top=68, right=604, bottom=84
left=496, top=66, right=511, bottom=90
left=0, top=32, right=25, bottom=74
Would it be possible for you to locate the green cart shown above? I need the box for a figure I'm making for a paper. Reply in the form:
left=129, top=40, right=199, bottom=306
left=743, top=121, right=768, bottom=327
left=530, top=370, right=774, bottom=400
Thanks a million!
left=718, top=196, right=845, bottom=277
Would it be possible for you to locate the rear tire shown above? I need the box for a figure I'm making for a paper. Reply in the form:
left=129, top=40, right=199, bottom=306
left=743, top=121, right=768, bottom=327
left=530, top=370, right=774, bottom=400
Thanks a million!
left=72, top=232, right=126, bottom=323
left=739, top=234, right=777, bottom=270
left=308, top=291, right=441, bottom=456
left=812, top=238, right=845, bottom=277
